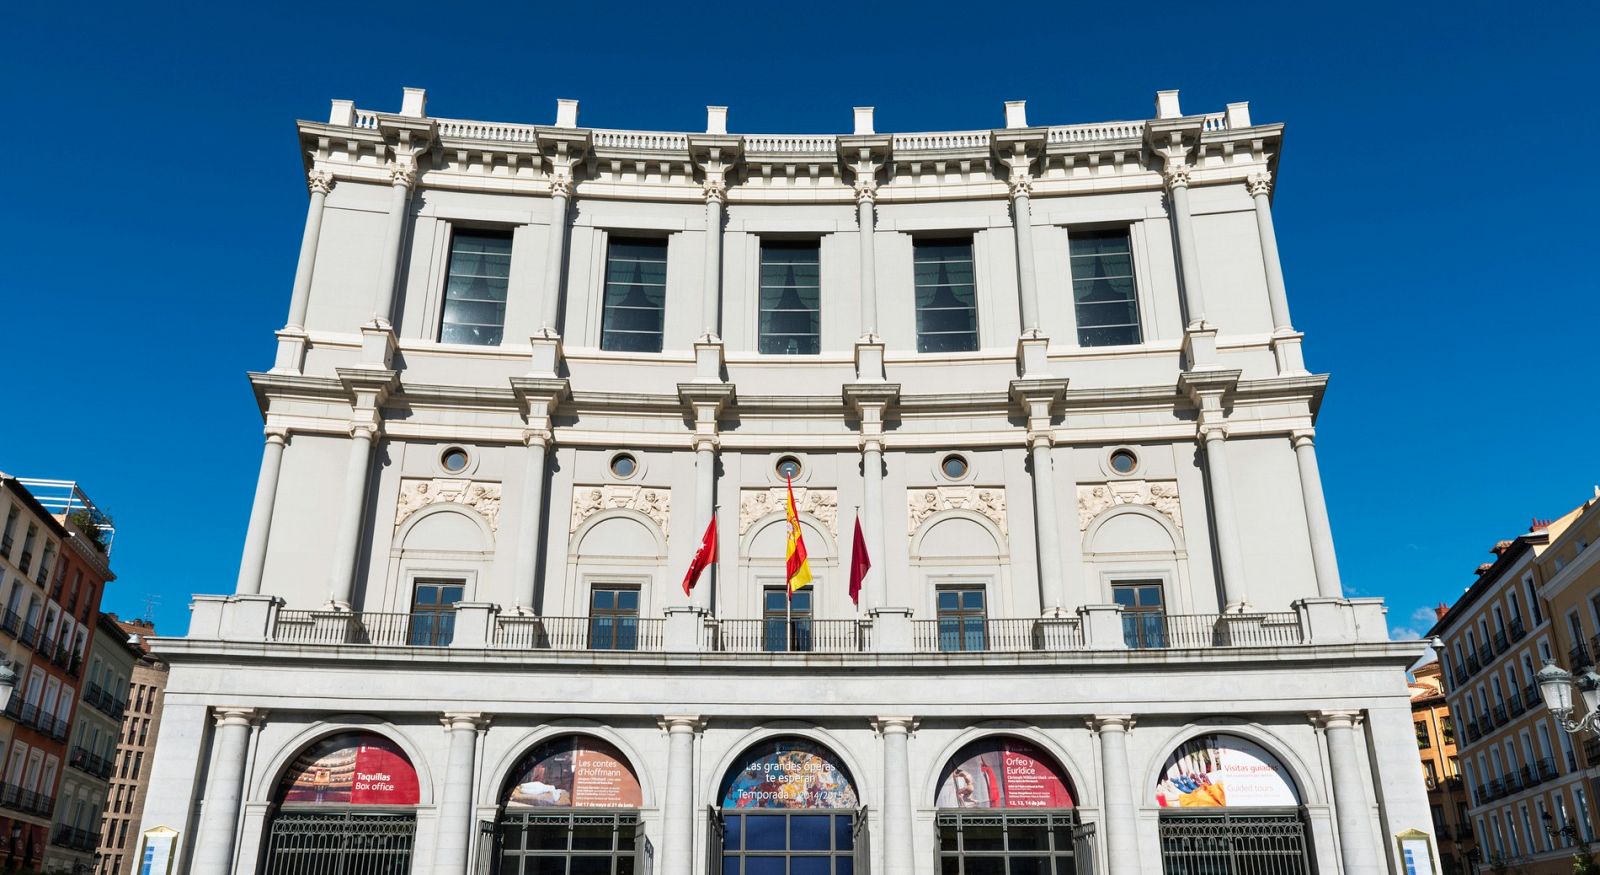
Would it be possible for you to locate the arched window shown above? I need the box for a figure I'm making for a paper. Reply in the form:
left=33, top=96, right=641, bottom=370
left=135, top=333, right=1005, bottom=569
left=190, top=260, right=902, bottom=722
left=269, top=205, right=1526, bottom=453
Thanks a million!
left=261, top=732, right=420, bottom=875
left=712, top=736, right=863, bottom=875
left=490, top=735, right=646, bottom=874
left=935, top=736, right=1085, bottom=874
left=1153, top=733, right=1310, bottom=875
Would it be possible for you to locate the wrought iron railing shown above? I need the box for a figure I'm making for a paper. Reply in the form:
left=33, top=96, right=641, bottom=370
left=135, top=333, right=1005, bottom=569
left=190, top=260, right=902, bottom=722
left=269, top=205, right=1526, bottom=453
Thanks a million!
left=492, top=615, right=665, bottom=652
left=708, top=619, right=871, bottom=653
left=911, top=617, right=1084, bottom=653
left=83, top=682, right=127, bottom=720
left=0, top=610, right=18, bottom=638
left=261, top=811, right=416, bottom=875
left=273, top=610, right=456, bottom=647
left=1158, top=811, right=1311, bottom=875
left=1583, top=736, right=1600, bottom=769
left=69, top=746, right=114, bottom=781
left=1569, top=642, right=1593, bottom=669
left=1509, top=618, right=1527, bottom=641
left=50, top=823, right=98, bottom=852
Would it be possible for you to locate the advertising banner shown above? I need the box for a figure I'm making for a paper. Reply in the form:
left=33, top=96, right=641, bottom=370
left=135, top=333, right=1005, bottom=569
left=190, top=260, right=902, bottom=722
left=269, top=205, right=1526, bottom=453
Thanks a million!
left=281, top=733, right=420, bottom=805
left=1154, top=734, right=1299, bottom=808
left=936, top=738, right=1075, bottom=809
left=506, top=737, right=643, bottom=808
left=720, top=739, right=859, bottom=809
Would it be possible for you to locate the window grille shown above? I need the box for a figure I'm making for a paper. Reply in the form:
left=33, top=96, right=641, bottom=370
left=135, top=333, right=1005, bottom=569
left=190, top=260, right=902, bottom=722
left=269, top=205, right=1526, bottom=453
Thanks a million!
left=711, top=808, right=864, bottom=875
left=1157, top=810, right=1311, bottom=875
left=937, top=810, right=1087, bottom=874
left=490, top=811, right=643, bottom=875
left=262, top=810, right=416, bottom=875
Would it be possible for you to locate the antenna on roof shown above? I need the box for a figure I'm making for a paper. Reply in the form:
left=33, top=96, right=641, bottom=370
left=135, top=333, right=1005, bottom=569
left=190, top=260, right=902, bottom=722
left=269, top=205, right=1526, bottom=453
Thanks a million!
left=139, top=593, right=161, bottom=624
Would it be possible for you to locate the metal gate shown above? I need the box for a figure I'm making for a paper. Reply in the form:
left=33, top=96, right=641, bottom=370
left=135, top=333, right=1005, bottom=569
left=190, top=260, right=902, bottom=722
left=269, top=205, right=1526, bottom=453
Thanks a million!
left=261, top=810, right=416, bottom=875
left=1158, top=811, right=1312, bottom=875
left=1073, top=821, right=1098, bottom=875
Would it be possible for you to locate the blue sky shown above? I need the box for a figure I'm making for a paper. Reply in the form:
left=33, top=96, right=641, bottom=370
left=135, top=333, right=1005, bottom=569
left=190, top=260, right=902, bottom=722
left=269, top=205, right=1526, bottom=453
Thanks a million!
left=2, top=2, right=1595, bottom=638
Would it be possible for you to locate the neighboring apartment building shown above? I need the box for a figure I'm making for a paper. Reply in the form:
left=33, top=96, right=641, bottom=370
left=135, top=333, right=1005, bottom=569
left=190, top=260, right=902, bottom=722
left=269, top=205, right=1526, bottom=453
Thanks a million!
left=0, top=476, right=115, bottom=873
left=140, top=89, right=1435, bottom=875
left=1430, top=496, right=1600, bottom=875
left=49, top=612, right=136, bottom=872
left=94, top=617, right=165, bottom=875
left=1533, top=489, right=1600, bottom=850
left=1411, top=655, right=1477, bottom=873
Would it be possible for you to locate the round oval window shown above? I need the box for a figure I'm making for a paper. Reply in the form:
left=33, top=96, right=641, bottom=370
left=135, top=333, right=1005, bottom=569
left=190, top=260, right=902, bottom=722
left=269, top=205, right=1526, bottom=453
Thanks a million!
left=441, top=447, right=470, bottom=473
left=1109, top=448, right=1138, bottom=475
left=941, top=454, right=969, bottom=479
left=610, top=453, right=637, bottom=479
left=776, top=456, right=802, bottom=481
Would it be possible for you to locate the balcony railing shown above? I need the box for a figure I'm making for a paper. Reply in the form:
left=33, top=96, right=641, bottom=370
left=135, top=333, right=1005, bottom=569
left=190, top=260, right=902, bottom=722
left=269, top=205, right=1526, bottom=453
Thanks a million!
left=493, top=615, right=666, bottom=651
left=1477, top=643, right=1495, bottom=666
left=1492, top=632, right=1509, bottom=655
left=1464, top=721, right=1481, bottom=743
left=0, top=782, right=52, bottom=818
left=0, top=610, right=18, bottom=638
left=50, top=823, right=99, bottom=853
left=68, top=746, right=114, bottom=781
left=1507, top=691, right=1525, bottom=716
left=911, top=617, right=1084, bottom=653
left=1583, top=736, right=1600, bottom=769
left=1492, top=705, right=1509, bottom=727
left=1509, top=618, right=1527, bottom=641
left=1571, top=642, right=1594, bottom=669
left=1535, top=756, right=1558, bottom=782
left=256, top=606, right=1334, bottom=655
left=1465, top=652, right=1482, bottom=674
left=82, top=682, right=127, bottom=720
left=710, top=619, right=871, bottom=654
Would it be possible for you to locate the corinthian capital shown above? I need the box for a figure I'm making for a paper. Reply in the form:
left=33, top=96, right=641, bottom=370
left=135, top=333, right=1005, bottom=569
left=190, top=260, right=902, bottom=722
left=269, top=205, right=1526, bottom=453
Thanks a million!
left=853, top=178, right=878, bottom=205
left=1246, top=172, right=1272, bottom=198
left=1007, top=174, right=1033, bottom=199
left=1163, top=164, right=1191, bottom=190
left=307, top=170, right=335, bottom=196
left=549, top=173, right=573, bottom=198
left=389, top=161, right=417, bottom=189
left=702, top=178, right=727, bottom=204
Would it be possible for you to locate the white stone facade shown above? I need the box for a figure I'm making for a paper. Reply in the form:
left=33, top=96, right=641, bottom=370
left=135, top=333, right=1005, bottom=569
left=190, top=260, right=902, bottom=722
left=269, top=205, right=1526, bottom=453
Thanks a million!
left=140, top=88, right=1433, bottom=875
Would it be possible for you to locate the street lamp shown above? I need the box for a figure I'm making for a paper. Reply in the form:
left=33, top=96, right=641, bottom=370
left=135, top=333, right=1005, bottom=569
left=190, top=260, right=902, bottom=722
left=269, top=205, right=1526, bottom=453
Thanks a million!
left=1536, top=659, right=1600, bottom=734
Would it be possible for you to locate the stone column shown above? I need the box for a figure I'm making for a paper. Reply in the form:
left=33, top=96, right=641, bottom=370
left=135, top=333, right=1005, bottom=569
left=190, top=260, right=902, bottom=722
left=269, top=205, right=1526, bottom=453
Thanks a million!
left=285, top=171, right=333, bottom=330
left=1008, top=175, right=1042, bottom=335
left=875, top=717, right=917, bottom=875
left=862, top=437, right=886, bottom=610
left=1200, top=425, right=1249, bottom=610
left=1292, top=431, right=1343, bottom=598
left=539, top=173, right=574, bottom=334
left=1247, top=173, right=1292, bottom=332
left=701, top=180, right=726, bottom=339
left=512, top=429, right=550, bottom=612
left=371, top=162, right=416, bottom=328
left=1164, top=165, right=1206, bottom=328
left=326, top=424, right=377, bottom=608
left=1320, top=711, right=1381, bottom=875
left=856, top=179, right=879, bottom=337
left=434, top=713, right=487, bottom=875
left=190, top=707, right=261, bottom=875
left=660, top=715, right=702, bottom=875
left=235, top=429, right=288, bottom=595
left=1030, top=435, right=1067, bottom=614
left=1091, top=715, right=1140, bottom=875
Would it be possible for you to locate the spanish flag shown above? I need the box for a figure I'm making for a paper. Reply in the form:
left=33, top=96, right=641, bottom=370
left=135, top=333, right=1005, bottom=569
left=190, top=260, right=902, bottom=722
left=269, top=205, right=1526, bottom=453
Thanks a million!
left=784, top=475, right=812, bottom=596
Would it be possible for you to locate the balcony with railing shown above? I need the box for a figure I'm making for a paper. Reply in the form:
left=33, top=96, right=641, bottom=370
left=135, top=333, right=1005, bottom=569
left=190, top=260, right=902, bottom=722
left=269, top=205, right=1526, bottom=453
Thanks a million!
left=1583, top=736, right=1600, bottom=768
left=1465, top=652, right=1482, bottom=675
left=50, top=823, right=99, bottom=853
left=1476, top=643, right=1495, bottom=666
left=1508, top=618, right=1527, bottom=641
left=82, top=682, right=127, bottom=720
left=184, top=595, right=1397, bottom=664
left=1491, top=705, right=1509, bottom=727
left=68, top=746, right=113, bottom=781
left=1570, top=641, right=1594, bottom=669
left=0, top=782, right=53, bottom=818
left=1507, top=691, right=1525, bottom=716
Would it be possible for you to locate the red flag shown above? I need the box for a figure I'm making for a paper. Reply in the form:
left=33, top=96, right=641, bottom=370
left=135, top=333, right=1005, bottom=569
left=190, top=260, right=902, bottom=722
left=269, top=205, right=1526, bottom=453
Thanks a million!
left=682, top=514, right=717, bottom=596
left=848, top=514, right=870, bottom=606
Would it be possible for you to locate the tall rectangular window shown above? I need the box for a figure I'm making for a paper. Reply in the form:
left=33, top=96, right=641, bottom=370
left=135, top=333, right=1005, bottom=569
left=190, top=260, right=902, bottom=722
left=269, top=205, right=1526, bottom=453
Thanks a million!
left=758, top=240, right=821, bottom=354
left=589, top=585, right=640, bottom=651
left=762, top=585, right=812, bottom=652
left=935, top=586, right=987, bottom=652
left=1069, top=229, right=1141, bottom=347
left=1113, top=581, right=1167, bottom=648
left=601, top=238, right=668, bottom=352
left=440, top=229, right=512, bottom=346
left=913, top=238, right=978, bottom=352
left=408, top=579, right=464, bottom=646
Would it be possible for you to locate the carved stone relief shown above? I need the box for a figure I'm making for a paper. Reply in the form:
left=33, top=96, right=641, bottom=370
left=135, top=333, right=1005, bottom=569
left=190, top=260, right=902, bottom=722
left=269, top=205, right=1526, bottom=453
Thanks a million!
left=569, top=485, right=671, bottom=534
left=1076, top=480, right=1183, bottom=531
left=739, top=488, right=838, bottom=538
left=395, top=478, right=503, bottom=533
left=906, top=486, right=1008, bottom=537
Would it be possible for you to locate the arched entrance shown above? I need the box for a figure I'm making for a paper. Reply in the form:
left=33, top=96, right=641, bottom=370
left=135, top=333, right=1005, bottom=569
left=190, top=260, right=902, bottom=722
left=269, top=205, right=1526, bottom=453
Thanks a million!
left=712, top=736, right=865, bottom=874
left=1153, top=733, right=1311, bottom=875
left=934, top=735, right=1089, bottom=874
left=489, top=734, right=647, bottom=874
left=260, top=732, right=420, bottom=875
